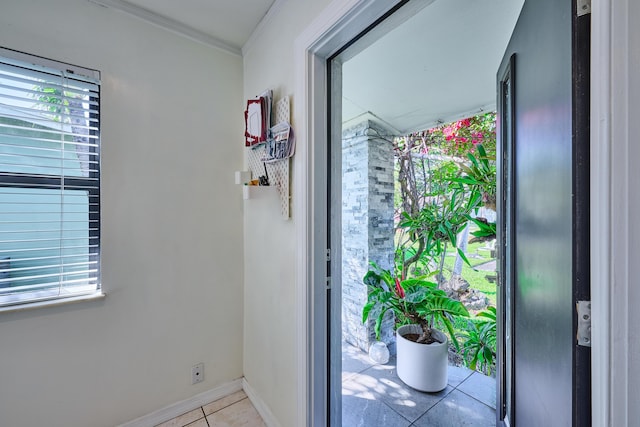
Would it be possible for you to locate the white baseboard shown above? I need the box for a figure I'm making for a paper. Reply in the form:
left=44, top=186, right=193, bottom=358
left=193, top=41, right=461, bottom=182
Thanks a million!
left=118, top=378, right=243, bottom=427
left=242, top=378, right=281, bottom=427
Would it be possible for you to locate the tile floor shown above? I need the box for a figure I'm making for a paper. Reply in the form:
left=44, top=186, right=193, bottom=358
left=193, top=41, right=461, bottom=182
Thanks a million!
left=343, top=342, right=496, bottom=426
left=156, top=390, right=266, bottom=427
left=157, top=344, right=495, bottom=427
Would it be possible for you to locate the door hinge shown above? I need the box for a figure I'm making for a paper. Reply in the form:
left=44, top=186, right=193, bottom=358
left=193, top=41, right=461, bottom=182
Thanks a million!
left=577, top=0, right=591, bottom=16
left=325, top=248, right=331, bottom=262
left=325, top=277, right=331, bottom=290
left=577, top=300, right=591, bottom=347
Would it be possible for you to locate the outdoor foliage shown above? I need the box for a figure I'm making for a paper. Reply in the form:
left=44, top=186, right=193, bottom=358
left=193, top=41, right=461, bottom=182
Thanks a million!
left=459, top=306, right=497, bottom=375
left=363, top=112, right=498, bottom=372
left=397, top=112, right=496, bottom=159
left=426, top=112, right=496, bottom=157
left=362, top=262, right=469, bottom=349
left=393, top=114, right=496, bottom=279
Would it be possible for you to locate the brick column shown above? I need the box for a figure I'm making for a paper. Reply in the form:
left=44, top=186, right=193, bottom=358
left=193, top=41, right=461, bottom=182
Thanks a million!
left=341, top=119, right=396, bottom=353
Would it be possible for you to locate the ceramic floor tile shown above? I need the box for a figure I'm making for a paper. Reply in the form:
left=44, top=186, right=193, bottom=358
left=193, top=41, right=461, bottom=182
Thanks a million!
left=185, top=419, right=208, bottom=427
left=457, top=372, right=497, bottom=409
left=203, top=390, right=248, bottom=415
left=342, top=391, right=411, bottom=427
left=344, top=362, right=452, bottom=423
left=206, top=398, right=266, bottom=427
left=155, top=408, right=205, bottom=427
left=412, top=389, right=495, bottom=427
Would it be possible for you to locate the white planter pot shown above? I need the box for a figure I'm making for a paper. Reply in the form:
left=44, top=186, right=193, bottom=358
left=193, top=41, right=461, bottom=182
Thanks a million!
left=396, top=324, right=448, bottom=392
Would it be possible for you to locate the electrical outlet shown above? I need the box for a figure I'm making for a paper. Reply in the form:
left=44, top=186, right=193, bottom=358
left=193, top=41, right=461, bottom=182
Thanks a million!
left=191, top=363, right=204, bottom=384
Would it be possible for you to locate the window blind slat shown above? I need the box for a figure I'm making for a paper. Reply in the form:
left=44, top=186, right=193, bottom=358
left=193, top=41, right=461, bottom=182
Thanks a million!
left=0, top=98, right=100, bottom=123
left=0, top=61, right=99, bottom=90
left=0, top=48, right=100, bottom=307
left=0, top=122, right=100, bottom=140
left=0, top=82, right=99, bottom=109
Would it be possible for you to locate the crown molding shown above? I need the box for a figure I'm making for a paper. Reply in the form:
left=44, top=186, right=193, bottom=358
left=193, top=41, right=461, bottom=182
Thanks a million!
left=241, top=0, right=286, bottom=56
left=88, top=0, right=242, bottom=56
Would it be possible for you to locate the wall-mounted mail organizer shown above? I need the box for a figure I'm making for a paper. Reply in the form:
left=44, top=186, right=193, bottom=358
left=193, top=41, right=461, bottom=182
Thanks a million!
left=241, top=92, right=293, bottom=219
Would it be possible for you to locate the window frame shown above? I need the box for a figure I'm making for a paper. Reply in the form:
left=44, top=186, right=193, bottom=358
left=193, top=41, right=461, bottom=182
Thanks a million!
left=0, top=47, right=102, bottom=311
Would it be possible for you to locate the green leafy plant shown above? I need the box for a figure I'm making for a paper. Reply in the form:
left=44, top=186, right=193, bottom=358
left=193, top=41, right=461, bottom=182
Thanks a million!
left=362, top=262, right=470, bottom=349
left=467, top=216, right=497, bottom=244
left=452, top=144, right=496, bottom=212
left=459, top=306, right=497, bottom=374
left=368, top=117, right=497, bottom=359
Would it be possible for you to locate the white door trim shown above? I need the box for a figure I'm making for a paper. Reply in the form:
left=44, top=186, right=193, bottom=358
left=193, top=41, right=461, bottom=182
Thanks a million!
left=589, top=1, right=611, bottom=425
left=591, top=0, right=631, bottom=426
left=292, top=1, right=405, bottom=425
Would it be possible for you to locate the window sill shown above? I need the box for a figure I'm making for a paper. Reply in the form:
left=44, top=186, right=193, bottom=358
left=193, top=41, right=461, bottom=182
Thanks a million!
left=0, top=292, right=106, bottom=314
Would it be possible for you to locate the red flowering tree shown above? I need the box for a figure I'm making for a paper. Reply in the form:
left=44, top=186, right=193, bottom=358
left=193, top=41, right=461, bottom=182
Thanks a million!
left=393, top=112, right=496, bottom=280
left=404, top=112, right=496, bottom=158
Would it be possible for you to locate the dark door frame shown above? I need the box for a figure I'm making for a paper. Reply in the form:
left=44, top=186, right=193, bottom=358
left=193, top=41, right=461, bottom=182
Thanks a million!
left=496, top=52, right=516, bottom=427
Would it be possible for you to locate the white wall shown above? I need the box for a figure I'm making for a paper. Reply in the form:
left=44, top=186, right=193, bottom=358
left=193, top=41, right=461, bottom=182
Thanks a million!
left=241, top=1, right=332, bottom=426
left=0, top=1, right=245, bottom=426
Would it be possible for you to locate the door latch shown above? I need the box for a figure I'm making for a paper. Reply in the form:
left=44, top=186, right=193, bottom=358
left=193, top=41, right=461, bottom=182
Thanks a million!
left=577, top=300, right=591, bottom=347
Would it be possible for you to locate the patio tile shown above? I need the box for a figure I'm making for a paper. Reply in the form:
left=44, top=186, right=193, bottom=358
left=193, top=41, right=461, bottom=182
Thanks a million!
left=342, top=341, right=376, bottom=381
left=412, top=389, right=495, bottom=427
left=457, top=372, right=497, bottom=409
left=342, top=386, right=411, bottom=427
left=447, top=365, right=475, bottom=388
left=345, top=361, right=452, bottom=423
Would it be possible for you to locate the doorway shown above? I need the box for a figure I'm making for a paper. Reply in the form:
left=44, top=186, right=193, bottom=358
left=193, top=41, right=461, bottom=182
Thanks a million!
left=326, top=1, right=522, bottom=425
left=296, top=0, right=593, bottom=426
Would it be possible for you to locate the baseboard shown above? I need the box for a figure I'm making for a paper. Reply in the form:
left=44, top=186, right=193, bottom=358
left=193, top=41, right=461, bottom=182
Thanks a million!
left=242, top=378, right=281, bottom=427
left=118, top=378, right=243, bottom=427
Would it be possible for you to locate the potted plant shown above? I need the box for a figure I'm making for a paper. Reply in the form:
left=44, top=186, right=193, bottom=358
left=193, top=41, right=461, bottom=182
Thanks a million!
left=362, top=262, right=469, bottom=392
left=364, top=131, right=495, bottom=390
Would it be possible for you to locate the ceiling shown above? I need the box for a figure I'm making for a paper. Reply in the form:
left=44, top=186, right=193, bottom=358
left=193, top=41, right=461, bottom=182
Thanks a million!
left=91, top=0, right=277, bottom=54
left=91, top=0, right=523, bottom=134
left=341, top=0, right=524, bottom=134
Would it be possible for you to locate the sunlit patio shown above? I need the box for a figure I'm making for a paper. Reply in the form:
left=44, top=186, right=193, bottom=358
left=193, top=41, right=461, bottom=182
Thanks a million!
left=342, top=342, right=496, bottom=426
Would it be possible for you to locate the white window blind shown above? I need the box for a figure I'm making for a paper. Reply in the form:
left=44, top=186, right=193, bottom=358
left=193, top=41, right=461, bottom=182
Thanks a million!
left=0, top=47, right=101, bottom=308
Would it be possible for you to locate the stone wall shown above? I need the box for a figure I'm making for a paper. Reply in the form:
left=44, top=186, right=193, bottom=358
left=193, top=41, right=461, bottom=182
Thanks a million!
left=341, top=119, right=396, bottom=353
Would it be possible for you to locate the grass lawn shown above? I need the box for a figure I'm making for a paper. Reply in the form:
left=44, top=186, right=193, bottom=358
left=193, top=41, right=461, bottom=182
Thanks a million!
left=441, top=240, right=497, bottom=306
left=443, top=240, right=497, bottom=372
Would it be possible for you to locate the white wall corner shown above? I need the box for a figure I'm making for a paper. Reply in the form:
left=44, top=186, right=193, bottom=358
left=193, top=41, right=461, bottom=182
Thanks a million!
left=242, top=378, right=282, bottom=427
left=241, top=0, right=287, bottom=56
left=235, top=170, right=252, bottom=185
left=117, top=379, right=243, bottom=427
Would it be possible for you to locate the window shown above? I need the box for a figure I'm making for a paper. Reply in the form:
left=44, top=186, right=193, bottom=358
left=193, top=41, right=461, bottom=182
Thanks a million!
left=0, top=48, right=101, bottom=308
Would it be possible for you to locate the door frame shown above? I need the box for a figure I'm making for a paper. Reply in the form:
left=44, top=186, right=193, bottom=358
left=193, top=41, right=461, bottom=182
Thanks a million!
left=292, top=3, right=406, bottom=425
left=293, top=1, right=619, bottom=426
left=496, top=52, right=516, bottom=426
left=590, top=0, right=630, bottom=426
